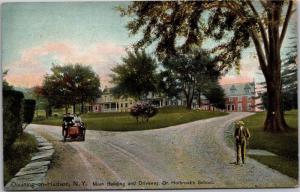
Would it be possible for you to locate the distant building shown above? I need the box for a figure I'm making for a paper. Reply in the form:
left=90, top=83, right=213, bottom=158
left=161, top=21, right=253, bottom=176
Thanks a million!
left=222, top=82, right=256, bottom=112
left=87, top=82, right=256, bottom=113
left=86, top=88, right=136, bottom=112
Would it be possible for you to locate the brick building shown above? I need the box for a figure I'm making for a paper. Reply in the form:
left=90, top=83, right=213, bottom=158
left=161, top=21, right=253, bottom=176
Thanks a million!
left=222, top=82, right=256, bottom=112
left=87, top=82, right=256, bottom=113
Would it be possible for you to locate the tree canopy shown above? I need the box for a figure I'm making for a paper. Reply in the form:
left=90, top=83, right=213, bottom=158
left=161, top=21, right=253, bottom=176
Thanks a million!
left=41, top=64, right=101, bottom=114
left=110, top=50, right=159, bottom=99
left=160, top=50, right=221, bottom=109
left=120, top=1, right=296, bottom=132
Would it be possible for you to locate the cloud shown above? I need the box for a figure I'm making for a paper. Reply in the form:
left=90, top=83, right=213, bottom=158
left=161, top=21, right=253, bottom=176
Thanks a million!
left=220, top=57, right=260, bottom=85
left=4, top=41, right=126, bottom=88
left=5, top=41, right=262, bottom=88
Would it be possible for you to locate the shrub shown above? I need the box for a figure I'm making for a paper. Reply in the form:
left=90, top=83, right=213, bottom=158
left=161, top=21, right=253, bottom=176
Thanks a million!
left=3, top=90, right=24, bottom=153
left=23, top=99, right=36, bottom=130
left=130, top=102, right=158, bottom=123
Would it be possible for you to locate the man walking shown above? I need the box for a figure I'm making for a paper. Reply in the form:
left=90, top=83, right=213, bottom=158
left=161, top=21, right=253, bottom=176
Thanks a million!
left=234, top=121, right=250, bottom=165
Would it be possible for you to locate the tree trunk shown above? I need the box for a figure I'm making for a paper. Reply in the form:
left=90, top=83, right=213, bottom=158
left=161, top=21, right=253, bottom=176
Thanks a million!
left=197, top=93, right=201, bottom=109
left=262, top=2, right=288, bottom=132
left=81, top=102, right=84, bottom=114
left=264, top=80, right=288, bottom=132
left=73, top=104, right=76, bottom=114
left=45, top=105, right=52, bottom=119
left=186, top=99, right=192, bottom=110
left=65, top=106, right=68, bottom=114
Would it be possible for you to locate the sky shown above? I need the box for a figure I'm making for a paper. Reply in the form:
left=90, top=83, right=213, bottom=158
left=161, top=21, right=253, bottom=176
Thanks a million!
left=2, top=2, right=297, bottom=89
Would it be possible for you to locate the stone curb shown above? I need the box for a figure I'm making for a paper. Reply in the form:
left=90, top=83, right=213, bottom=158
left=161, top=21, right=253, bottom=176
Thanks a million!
left=5, top=131, right=55, bottom=191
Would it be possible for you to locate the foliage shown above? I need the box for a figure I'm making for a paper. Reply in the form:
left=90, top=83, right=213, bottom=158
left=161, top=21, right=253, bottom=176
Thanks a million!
left=3, top=70, right=13, bottom=91
left=130, top=102, right=158, bottom=123
left=203, top=81, right=226, bottom=109
left=281, top=36, right=297, bottom=109
left=261, top=92, right=295, bottom=112
left=23, top=99, right=36, bottom=130
left=111, top=50, right=159, bottom=99
left=41, top=64, right=101, bottom=114
left=160, top=51, right=221, bottom=109
left=120, top=1, right=295, bottom=132
left=3, top=90, right=24, bottom=152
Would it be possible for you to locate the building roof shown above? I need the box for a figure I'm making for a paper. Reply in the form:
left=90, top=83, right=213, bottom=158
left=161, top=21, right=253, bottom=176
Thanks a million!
left=222, top=82, right=255, bottom=96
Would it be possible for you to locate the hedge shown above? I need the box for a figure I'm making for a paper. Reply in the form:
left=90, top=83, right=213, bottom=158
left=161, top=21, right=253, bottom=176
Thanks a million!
left=3, top=90, right=24, bottom=154
left=23, top=99, right=36, bottom=128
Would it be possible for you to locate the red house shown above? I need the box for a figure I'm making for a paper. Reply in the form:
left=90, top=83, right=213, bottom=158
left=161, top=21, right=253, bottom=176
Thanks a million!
left=222, top=82, right=256, bottom=112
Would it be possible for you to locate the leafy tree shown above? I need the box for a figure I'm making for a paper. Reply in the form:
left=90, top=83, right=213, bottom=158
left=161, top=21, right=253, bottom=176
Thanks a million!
left=33, top=86, right=53, bottom=118
left=281, top=36, right=297, bottom=109
left=261, top=34, right=298, bottom=112
left=3, top=70, right=13, bottom=91
left=160, top=51, right=220, bottom=110
left=203, top=81, right=226, bottom=110
left=120, top=1, right=295, bottom=132
left=41, top=64, right=101, bottom=114
left=110, top=50, right=159, bottom=100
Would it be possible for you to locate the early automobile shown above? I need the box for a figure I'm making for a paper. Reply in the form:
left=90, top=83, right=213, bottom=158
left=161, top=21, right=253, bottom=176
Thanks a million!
left=62, top=114, right=86, bottom=142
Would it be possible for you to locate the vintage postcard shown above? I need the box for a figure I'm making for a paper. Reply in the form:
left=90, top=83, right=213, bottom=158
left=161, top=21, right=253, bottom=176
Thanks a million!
left=2, top=1, right=298, bottom=190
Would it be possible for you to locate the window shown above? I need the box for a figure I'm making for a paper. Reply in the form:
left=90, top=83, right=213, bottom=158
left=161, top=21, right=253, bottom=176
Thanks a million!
left=125, top=103, right=128, bottom=108
left=238, top=103, right=242, bottom=111
left=231, top=105, right=235, bottom=111
left=238, top=96, right=242, bottom=102
left=244, top=84, right=251, bottom=95
left=229, top=97, right=233, bottom=102
left=247, top=103, right=252, bottom=111
left=121, top=103, right=123, bottom=108
left=230, top=85, right=237, bottom=95
left=227, top=105, right=230, bottom=111
left=248, top=96, right=252, bottom=102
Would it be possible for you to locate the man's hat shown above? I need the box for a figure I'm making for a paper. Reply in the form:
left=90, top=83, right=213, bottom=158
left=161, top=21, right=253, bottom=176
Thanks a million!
left=237, top=120, right=245, bottom=126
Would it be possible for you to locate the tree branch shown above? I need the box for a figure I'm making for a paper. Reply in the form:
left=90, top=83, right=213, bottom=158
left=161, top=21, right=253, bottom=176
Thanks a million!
left=250, top=30, right=268, bottom=78
left=246, top=0, right=269, bottom=59
left=280, top=0, right=293, bottom=47
left=259, top=0, right=268, bottom=10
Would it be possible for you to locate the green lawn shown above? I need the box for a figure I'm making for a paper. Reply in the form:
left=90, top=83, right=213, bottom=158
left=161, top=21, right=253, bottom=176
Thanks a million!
left=241, top=110, right=298, bottom=179
left=33, top=106, right=227, bottom=131
left=4, top=133, right=38, bottom=184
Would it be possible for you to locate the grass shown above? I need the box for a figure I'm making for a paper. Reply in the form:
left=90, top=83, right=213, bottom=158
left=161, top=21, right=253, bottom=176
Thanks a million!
left=4, top=133, right=38, bottom=184
left=33, top=106, right=228, bottom=131
left=241, top=110, right=298, bottom=179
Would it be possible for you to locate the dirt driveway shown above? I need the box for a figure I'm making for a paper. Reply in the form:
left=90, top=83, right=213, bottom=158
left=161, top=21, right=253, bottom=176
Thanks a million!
left=27, top=112, right=298, bottom=190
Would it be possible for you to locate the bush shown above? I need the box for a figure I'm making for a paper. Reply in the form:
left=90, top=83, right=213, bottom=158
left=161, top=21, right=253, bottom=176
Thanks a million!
left=130, top=102, right=158, bottom=123
left=23, top=99, right=36, bottom=130
left=3, top=90, right=24, bottom=153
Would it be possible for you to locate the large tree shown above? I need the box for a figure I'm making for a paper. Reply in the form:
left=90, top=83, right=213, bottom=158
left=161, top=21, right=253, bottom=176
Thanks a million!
left=203, top=81, right=226, bottom=110
left=41, top=64, right=101, bottom=114
left=160, top=51, right=220, bottom=109
left=110, top=50, right=159, bottom=100
left=120, top=1, right=295, bottom=132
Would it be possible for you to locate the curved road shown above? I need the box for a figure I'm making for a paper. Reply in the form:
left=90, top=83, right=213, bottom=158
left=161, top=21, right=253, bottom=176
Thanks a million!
left=27, top=112, right=298, bottom=190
